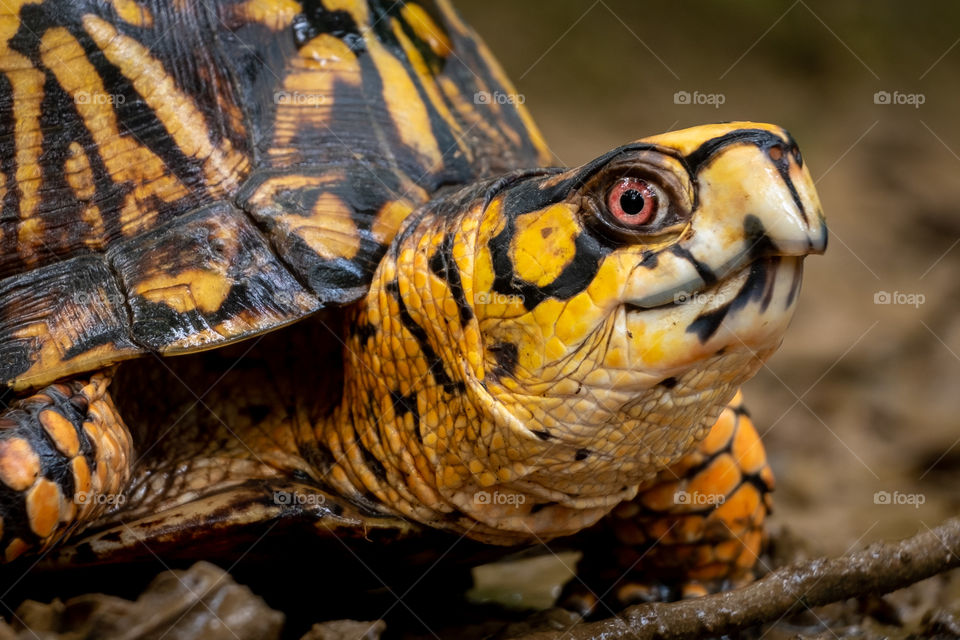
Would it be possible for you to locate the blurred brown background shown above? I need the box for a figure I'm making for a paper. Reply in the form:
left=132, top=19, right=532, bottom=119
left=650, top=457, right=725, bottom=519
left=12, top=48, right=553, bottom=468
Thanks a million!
left=459, top=0, right=960, bottom=554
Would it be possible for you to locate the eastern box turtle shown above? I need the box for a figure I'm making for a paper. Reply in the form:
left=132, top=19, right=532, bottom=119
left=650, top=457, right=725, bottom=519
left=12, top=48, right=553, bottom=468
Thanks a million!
left=0, top=0, right=826, bottom=610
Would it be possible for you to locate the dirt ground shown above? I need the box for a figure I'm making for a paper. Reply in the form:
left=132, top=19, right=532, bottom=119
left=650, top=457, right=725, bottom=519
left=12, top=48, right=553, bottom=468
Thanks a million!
left=3, top=1, right=960, bottom=638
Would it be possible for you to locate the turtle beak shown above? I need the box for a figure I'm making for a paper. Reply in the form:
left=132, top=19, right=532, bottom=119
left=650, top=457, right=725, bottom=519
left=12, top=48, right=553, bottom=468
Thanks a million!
left=626, top=122, right=827, bottom=309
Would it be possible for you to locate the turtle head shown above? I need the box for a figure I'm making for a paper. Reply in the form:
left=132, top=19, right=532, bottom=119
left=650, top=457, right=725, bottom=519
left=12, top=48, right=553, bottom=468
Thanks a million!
left=332, top=122, right=826, bottom=542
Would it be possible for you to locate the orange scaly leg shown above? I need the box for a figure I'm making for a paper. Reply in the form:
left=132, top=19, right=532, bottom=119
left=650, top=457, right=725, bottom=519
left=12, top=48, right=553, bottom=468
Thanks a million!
left=0, top=372, right=133, bottom=561
left=563, top=391, right=774, bottom=614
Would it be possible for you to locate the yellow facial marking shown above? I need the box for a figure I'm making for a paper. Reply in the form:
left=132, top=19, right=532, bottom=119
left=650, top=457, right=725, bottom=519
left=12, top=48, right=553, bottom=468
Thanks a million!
left=511, top=203, right=579, bottom=287
left=109, top=0, right=154, bottom=28
left=82, top=15, right=249, bottom=194
left=644, top=121, right=785, bottom=156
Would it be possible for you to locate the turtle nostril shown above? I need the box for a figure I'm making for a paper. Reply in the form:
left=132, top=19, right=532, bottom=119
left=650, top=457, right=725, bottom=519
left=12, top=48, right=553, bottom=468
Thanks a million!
left=791, top=146, right=803, bottom=166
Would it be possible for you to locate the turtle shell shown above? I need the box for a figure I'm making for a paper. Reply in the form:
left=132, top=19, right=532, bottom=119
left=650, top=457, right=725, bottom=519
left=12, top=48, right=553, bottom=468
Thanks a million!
left=0, top=0, right=551, bottom=391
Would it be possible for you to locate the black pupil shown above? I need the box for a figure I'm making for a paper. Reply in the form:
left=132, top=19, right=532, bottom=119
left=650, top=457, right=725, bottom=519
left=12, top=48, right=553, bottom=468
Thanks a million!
left=619, top=189, right=646, bottom=216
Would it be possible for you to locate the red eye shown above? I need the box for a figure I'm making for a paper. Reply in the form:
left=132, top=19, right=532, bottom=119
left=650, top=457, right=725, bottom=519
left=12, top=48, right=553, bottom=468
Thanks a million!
left=606, top=178, right=658, bottom=227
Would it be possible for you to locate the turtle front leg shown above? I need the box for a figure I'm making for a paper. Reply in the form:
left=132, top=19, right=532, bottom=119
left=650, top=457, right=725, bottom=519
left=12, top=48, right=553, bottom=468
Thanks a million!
left=562, top=391, right=774, bottom=615
left=0, top=372, right=133, bottom=561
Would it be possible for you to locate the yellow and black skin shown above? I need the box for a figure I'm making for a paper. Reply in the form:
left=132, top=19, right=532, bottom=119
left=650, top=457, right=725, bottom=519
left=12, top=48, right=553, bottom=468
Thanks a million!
left=0, top=0, right=826, bottom=604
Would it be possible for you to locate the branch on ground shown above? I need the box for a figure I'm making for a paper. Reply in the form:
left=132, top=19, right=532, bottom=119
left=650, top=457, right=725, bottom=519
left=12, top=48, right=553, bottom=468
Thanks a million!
left=511, top=517, right=960, bottom=640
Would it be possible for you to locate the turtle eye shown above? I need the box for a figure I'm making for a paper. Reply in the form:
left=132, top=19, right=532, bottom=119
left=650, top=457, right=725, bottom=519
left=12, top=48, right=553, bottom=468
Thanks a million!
left=606, top=178, right=659, bottom=228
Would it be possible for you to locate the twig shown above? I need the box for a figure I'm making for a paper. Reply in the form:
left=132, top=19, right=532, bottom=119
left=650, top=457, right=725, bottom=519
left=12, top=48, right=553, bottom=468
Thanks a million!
left=511, top=517, right=960, bottom=640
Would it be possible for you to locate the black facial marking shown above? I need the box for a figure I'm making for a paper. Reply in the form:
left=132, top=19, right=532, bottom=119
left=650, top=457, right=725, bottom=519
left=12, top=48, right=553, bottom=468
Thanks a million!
left=786, top=261, right=803, bottom=308
left=533, top=430, right=553, bottom=441
left=488, top=341, right=518, bottom=379
left=659, top=377, right=678, bottom=389
left=489, top=222, right=608, bottom=311
left=685, top=128, right=808, bottom=223
left=686, top=259, right=771, bottom=343
left=743, top=214, right=778, bottom=260
left=639, top=250, right=659, bottom=270
left=428, top=232, right=473, bottom=326
left=670, top=245, right=717, bottom=286
left=575, top=448, right=590, bottom=461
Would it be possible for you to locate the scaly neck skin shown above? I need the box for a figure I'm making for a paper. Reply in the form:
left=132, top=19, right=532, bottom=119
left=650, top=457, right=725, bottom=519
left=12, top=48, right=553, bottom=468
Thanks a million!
left=316, top=196, right=765, bottom=545
left=316, top=201, right=613, bottom=544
